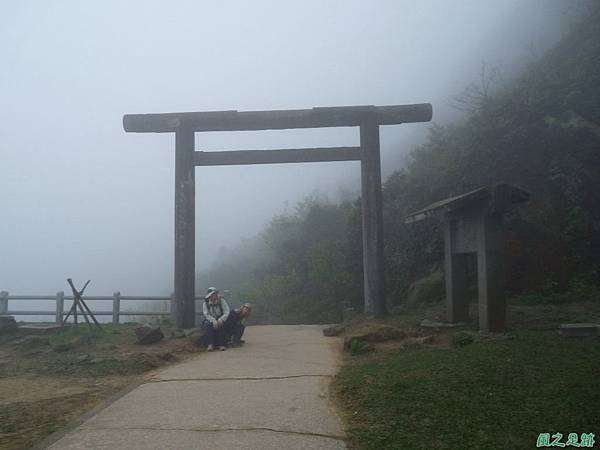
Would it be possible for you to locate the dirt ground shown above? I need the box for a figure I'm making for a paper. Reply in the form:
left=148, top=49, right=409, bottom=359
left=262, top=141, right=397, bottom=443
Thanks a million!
left=0, top=323, right=201, bottom=450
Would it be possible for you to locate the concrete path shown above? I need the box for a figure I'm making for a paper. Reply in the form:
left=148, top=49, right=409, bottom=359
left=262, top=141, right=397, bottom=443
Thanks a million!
left=46, top=325, right=347, bottom=450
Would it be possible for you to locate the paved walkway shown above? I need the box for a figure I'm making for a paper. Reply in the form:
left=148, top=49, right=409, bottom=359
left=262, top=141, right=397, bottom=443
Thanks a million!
left=46, top=325, right=347, bottom=449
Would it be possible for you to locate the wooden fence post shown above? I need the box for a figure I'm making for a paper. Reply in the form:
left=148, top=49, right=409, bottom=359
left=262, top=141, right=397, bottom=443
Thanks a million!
left=112, top=292, right=121, bottom=324
left=55, top=291, right=64, bottom=323
left=0, top=291, right=8, bottom=315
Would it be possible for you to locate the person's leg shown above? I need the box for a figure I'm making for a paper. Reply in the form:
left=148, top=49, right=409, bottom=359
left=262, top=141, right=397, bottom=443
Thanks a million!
left=222, top=326, right=234, bottom=346
left=223, top=315, right=236, bottom=345
left=204, top=322, right=216, bottom=350
left=215, top=327, right=227, bottom=350
left=232, top=323, right=245, bottom=344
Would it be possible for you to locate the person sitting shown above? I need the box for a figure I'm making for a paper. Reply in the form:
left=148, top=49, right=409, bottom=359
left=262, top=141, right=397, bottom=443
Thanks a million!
left=202, top=287, right=230, bottom=351
left=224, top=302, right=252, bottom=347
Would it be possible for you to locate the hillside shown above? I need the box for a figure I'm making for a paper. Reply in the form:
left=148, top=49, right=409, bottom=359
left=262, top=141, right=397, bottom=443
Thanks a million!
left=199, top=6, right=600, bottom=324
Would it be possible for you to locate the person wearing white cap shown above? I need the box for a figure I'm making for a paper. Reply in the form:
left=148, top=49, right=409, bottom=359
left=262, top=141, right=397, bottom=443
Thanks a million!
left=202, top=287, right=230, bottom=351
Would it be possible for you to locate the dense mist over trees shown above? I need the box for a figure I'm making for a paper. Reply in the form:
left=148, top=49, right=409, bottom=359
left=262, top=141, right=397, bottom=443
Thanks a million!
left=1, top=1, right=594, bottom=323
left=201, top=4, right=600, bottom=324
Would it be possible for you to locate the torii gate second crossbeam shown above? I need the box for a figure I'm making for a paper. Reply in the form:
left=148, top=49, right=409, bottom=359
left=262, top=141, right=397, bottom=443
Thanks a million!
left=123, top=104, right=433, bottom=328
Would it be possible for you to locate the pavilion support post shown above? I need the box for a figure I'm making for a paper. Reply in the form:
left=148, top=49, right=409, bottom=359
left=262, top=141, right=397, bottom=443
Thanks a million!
left=444, top=219, right=470, bottom=322
left=476, top=215, right=506, bottom=332
left=360, top=123, right=386, bottom=317
left=174, top=127, right=196, bottom=328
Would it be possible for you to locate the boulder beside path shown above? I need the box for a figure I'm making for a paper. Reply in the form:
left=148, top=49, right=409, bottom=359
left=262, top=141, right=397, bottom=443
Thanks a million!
left=135, top=324, right=164, bottom=345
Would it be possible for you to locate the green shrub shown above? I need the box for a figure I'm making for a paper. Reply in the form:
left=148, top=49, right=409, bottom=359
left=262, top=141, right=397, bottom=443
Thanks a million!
left=349, top=338, right=371, bottom=356
left=512, top=269, right=600, bottom=305
left=452, top=332, right=475, bottom=347
left=568, top=268, right=600, bottom=302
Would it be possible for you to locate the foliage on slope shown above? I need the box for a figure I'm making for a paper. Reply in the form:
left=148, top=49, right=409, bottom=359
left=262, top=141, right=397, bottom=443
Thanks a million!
left=200, top=7, right=600, bottom=323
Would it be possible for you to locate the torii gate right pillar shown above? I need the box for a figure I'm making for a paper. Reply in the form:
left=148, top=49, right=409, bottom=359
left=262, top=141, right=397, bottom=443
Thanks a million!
left=360, top=122, right=386, bottom=317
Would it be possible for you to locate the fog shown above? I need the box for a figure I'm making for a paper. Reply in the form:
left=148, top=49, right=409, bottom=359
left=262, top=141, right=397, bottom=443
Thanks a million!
left=1, top=0, right=572, bottom=300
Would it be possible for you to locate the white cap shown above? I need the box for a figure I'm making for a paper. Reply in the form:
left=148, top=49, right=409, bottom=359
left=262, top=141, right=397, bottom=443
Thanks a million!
left=205, top=287, right=218, bottom=299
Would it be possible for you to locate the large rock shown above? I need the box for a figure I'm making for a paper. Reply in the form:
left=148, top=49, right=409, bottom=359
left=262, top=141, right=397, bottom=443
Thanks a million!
left=135, top=324, right=164, bottom=345
left=406, top=269, right=445, bottom=305
left=185, top=327, right=209, bottom=347
left=0, top=315, right=17, bottom=333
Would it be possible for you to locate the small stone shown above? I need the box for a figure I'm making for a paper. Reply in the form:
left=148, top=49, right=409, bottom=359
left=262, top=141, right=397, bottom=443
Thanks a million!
left=420, top=319, right=461, bottom=328
left=416, top=335, right=434, bottom=345
left=18, top=323, right=62, bottom=335
left=478, top=332, right=512, bottom=341
left=404, top=335, right=435, bottom=346
left=344, top=324, right=406, bottom=347
left=169, top=328, right=186, bottom=339
left=135, top=324, right=164, bottom=345
left=559, top=323, right=598, bottom=338
left=323, top=324, right=344, bottom=337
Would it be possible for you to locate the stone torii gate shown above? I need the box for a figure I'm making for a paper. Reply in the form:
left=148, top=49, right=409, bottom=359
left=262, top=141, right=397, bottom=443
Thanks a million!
left=123, top=104, right=432, bottom=328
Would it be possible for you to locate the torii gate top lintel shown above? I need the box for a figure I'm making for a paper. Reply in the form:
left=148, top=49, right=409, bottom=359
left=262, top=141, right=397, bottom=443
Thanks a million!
left=123, top=103, right=432, bottom=133
left=122, top=103, right=433, bottom=328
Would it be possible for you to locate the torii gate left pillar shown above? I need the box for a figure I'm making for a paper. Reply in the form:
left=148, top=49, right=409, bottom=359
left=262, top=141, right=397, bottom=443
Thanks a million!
left=123, top=105, right=432, bottom=328
left=174, top=126, right=196, bottom=328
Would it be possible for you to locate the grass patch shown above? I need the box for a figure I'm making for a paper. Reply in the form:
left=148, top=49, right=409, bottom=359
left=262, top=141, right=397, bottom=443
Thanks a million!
left=48, top=323, right=136, bottom=350
left=335, top=305, right=600, bottom=450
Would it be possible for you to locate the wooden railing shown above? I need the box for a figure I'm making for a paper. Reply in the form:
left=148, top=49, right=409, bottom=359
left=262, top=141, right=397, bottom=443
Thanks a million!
left=0, top=291, right=205, bottom=324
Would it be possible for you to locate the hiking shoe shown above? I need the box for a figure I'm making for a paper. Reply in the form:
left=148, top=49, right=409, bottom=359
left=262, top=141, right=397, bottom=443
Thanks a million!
left=219, top=346, right=227, bottom=351
left=207, top=344, right=214, bottom=352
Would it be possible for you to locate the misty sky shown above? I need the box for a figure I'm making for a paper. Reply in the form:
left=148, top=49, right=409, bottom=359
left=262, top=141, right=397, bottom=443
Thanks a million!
left=1, top=0, right=570, bottom=298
